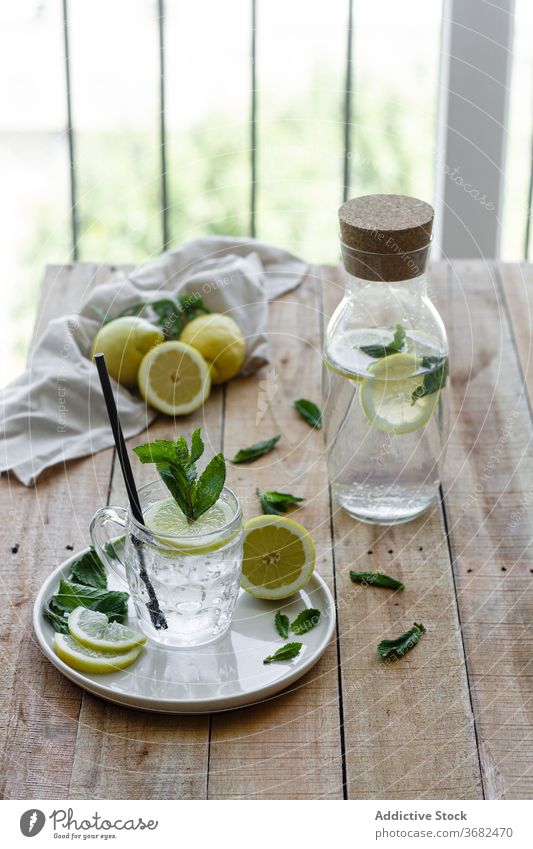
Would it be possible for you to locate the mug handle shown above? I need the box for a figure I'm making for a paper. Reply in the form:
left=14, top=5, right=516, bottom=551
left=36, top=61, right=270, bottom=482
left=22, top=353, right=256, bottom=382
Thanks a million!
left=90, top=505, right=129, bottom=586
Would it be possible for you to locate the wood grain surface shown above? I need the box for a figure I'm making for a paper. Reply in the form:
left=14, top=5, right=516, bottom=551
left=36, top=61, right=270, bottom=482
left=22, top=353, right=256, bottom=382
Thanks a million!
left=1, top=260, right=531, bottom=799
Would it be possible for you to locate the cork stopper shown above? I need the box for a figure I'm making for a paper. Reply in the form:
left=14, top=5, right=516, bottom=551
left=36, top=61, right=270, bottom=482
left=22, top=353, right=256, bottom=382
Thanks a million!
left=339, top=194, right=434, bottom=281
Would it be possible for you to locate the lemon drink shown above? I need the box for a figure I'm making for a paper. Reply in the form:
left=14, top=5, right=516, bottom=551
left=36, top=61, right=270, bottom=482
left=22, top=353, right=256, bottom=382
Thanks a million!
left=91, top=430, right=244, bottom=648
left=324, top=194, right=449, bottom=525
left=137, top=490, right=242, bottom=645
left=323, top=328, right=448, bottom=524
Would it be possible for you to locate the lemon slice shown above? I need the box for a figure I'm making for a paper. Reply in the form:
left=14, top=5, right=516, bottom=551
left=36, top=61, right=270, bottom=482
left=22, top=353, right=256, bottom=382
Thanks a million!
left=138, top=341, right=211, bottom=416
left=323, top=355, right=362, bottom=382
left=53, top=633, right=143, bottom=674
left=241, top=515, right=315, bottom=600
left=144, top=497, right=240, bottom=554
left=68, top=607, right=146, bottom=653
left=360, top=352, right=439, bottom=434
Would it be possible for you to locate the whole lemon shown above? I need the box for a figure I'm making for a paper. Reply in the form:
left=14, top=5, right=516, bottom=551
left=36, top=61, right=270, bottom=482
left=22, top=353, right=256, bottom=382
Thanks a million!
left=90, top=316, right=164, bottom=389
left=180, top=314, right=245, bottom=384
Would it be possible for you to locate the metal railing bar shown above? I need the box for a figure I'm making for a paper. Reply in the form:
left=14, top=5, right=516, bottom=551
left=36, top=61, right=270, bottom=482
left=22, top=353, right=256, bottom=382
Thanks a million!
left=250, top=0, right=257, bottom=238
left=158, top=0, right=170, bottom=251
left=62, top=0, right=78, bottom=261
left=524, top=124, right=533, bottom=260
left=342, top=0, right=354, bottom=203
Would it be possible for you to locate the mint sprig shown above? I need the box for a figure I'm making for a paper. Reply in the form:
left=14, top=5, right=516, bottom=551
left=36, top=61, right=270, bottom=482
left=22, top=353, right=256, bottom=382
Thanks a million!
left=257, top=489, right=304, bottom=516
left=360, top=324, right=406, bottom=359
left=263, top=642, right=302, bottom=664
left=44, top=578, right=129, bottom=634
left=378, top=622, right=426, bottom=660
left=134, top=428, right=226, bottom=521
left=43, top=547, right=129, bottom=634
left=91, top=294, right=209, bottom=340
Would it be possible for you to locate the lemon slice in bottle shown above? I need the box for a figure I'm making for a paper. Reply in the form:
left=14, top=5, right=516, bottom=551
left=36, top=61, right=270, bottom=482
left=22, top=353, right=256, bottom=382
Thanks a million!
left=241, top=515, right=315, bottom=600
left=138, top=341, right=211, bottom=416
left=53, top=633, right=143, bottom=674
left=68, top=607, right=146, bottom=653
left=360, top=352, right=439, bottom=435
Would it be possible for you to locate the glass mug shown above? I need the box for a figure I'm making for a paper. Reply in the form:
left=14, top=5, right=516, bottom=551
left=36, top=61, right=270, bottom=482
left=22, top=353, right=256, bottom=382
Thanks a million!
left=90, top=480, right=244, bottom=648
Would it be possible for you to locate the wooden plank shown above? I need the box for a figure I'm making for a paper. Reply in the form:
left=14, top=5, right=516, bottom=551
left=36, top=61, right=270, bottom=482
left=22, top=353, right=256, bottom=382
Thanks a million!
left=68, top=264, right=218, bottom=799
left=0, top=264, right=114, bottom=798
left=207, top=270, right=344, bottom=799
left=499, top=263, right=533, bottom=401
left=324, top=263, right=482, bottom=799
left=440, top=260, right=533, bottom=799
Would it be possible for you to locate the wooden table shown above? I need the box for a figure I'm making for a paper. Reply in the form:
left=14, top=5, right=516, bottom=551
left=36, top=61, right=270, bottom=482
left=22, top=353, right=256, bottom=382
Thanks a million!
left=1, top=260, right=533, bottom=800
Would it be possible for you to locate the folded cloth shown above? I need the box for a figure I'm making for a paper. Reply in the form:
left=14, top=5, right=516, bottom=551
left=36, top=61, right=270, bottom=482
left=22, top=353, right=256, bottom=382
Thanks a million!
left=0, top=236, right=308, bottom=485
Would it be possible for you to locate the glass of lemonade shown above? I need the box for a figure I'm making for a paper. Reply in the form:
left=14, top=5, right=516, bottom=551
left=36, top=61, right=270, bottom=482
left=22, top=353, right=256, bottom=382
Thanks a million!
left=90, top=480, right=243, bottom=648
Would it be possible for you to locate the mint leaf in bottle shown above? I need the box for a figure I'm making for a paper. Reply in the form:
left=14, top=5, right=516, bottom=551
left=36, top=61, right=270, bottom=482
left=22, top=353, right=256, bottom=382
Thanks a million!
left=411, top=357, right=448, bottom=404
left=360, top=324, right=406, bottom=358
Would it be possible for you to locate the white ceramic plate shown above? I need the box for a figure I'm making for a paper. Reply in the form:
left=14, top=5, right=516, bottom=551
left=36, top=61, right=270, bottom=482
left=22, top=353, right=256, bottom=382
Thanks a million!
left=33, top=548, right=336, bottom=714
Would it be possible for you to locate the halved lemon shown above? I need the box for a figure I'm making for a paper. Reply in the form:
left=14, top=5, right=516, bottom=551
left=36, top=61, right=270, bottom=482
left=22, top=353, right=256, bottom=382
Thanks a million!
left=53, top=633, right=143, bottom=674
left=241, top=515, right=315, bottom=600
left=68, top=607, right=146, bottom=653
left=360, top=352, right=439, bottom=435
left=138, top=341, right=211, bottom=416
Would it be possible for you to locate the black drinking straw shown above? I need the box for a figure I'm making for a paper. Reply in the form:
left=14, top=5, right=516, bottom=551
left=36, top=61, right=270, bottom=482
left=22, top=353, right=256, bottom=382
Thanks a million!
left=94, top=353, right=167, bottom=630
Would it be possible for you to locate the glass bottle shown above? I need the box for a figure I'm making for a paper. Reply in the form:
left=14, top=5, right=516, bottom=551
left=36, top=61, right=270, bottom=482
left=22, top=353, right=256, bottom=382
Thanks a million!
left=322, top=194, right=448, bottom=525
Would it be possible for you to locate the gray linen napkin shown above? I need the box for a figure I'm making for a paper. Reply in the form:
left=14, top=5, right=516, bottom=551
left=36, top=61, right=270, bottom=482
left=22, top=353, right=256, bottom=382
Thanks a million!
left=0, top=237, right=308, bottom=485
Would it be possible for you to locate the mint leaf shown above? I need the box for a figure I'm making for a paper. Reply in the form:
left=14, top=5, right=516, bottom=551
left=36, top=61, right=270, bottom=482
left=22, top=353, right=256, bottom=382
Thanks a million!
left=70, top=547, right=107, bottom=589
left=411, top=357, right=448, bottom=404
left=378, top=622, right=426, bottom=660
left=52, top=578, right=129, bottom=622
left=263, top=642, right=302, bottom=664
left=274, top=611, right=289, bottom=639
left=193, top=453, right=226, bottom=519
left=290, top=608, right=321, bottom=635
left=391, top=324, right=406, bottom=351
left=43, top=605, right=69, bottom=634
left=174, top=435, right=191, bottom=466
left=350, top=571, right=404, bottom=590
left=99, top=295, right=209, bottom=339
left=294, top=399, right=322, bottom=429
left=134, top=429, right=226, bottom=521
left=105, top=536, right=125, bottom=561
left=134, top=439, right=180, bottom=466
left=360, top=324, right=406, bottom=358
left=190, top=427, right=204, bottom=464
left=257, top=489, right=304, bottom=516
left=232, top=435, right=281, bottom=464
left=157, top=463, right=194, bottom=518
